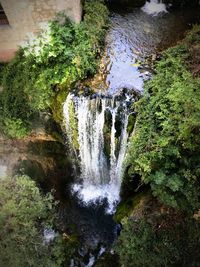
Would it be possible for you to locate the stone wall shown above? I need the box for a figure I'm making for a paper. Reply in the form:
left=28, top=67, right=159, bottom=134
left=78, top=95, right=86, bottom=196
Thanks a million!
left=0, top=0, right=82, bottom=61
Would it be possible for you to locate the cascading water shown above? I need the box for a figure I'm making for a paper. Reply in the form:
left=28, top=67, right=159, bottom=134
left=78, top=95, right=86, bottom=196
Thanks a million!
left=63, top=93, right=132, bottom=213
left=142, top=0, right=167, bottom=15
left=60, top=6, right=200, bottom=264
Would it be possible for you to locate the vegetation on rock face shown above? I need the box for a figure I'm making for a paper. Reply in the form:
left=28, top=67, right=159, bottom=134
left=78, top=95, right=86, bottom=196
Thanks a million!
left=116, top=215, right=200, bottom=267
left=0, top=175, right=76, bottom=267
left=65, top=96, right=79, bottom=150
left=114, top=191, right=147, bottom=223
left=125, top=25, right=200, bottom=212
left=115, top=25, right=200, bottom=267
left=0, top=0, right=109, bottom=138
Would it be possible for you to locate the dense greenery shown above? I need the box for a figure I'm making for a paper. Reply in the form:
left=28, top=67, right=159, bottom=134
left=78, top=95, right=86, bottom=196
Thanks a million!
left=116, top=25, right=200, bottom=267
left=126, top=25, right=200, bottom=212
left=116, top=215, right=200, bottom=267
left=0, top=0, right=109, bottom=138
left=0, top=175, right=75, bottom=267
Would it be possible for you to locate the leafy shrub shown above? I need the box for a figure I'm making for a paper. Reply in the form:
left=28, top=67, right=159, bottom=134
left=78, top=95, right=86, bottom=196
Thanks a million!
left=4, top=118, right=29, bottom=138
left=116, top=216, right=200, bottom=267
left=126, top=26, right=200, bottom=212
left=0, top=0, right=109, bottom=138
left=0, top=175, right=76, bottom=267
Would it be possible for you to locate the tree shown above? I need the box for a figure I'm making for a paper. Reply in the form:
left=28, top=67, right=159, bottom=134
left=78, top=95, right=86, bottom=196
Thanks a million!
left=116, top=215, right=200, bottom=267
left=0, top=175, right=74, bottom=267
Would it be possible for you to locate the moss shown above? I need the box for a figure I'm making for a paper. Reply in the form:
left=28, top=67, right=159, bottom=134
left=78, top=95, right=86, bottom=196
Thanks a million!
left=67, top=97, right=79, bottom=150
left=114, top=191, right=148, bottom=223
left=53, top=90, right=79, bottom=150
left=127, top=113, right=136, bottom=135
left=52, top=88, right=69, bottom=124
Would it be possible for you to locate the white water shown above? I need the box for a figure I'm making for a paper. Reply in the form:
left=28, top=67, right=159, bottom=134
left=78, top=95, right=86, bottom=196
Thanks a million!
left=142, top=0, right=167, bottom=16
left=63, top=93, right=131, bottom=213
left=43, top=228, right=57, bottom=244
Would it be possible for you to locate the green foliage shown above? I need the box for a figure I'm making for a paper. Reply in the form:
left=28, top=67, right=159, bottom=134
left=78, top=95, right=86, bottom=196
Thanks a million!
left=0, top=175, right=75, bottom=267
left=3, top=118, right=29, bottom=138
left=66, top=97, right=79, bottom=150
left=0, top=1, right=109, bottom=138
left=126, top=26, right=200, bottom=212
left=115, top=215, right=200, bottom=267
left=0, top=62, right=6, bottom=85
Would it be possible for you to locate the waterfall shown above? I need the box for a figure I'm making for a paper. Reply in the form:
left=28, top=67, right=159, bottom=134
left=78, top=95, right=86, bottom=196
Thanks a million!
left=76, top=96, right=109, bottom=184
left=109, top=101, right=129, bottom=187
left=142, top=0, right=167, bottom=16
left=63, top=93, right=131, bottom=213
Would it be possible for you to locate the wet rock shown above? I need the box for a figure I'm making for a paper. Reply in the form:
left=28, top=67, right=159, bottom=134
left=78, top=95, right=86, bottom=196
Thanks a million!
left=0, top=138, right=74, bottom=198
left=94, top=251, right=120, bottom=267
left=163, top=0, right=199, bottom=8
left=107, top=0, right=146, bottom=8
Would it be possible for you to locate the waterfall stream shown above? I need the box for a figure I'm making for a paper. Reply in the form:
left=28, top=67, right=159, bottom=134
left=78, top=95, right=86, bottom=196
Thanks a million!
left=62, top=0, right=199, bottom=218
left=142, top=0, right=167, bottom=16
left=60, top=3, right=200, bottom=264
left=63, top=93, right=132, bottom=213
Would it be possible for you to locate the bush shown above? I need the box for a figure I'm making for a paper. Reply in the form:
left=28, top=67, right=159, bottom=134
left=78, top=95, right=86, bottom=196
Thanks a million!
left=115, top=215, right=200, bottom=267
left=125, top=26, right=200, bottom=212
left=0, top=0, right=109, bottom=138
left=4, top=118, right=29, bottom=138
left=0, top=175, right=76, bottom=267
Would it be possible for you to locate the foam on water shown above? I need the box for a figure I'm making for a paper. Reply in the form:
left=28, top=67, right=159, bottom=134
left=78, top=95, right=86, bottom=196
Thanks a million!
left=43, top=229, right=57, bottom=244
left=72, top=183, right=120, bottom=214
left=142, top=0, right=167, bottom=16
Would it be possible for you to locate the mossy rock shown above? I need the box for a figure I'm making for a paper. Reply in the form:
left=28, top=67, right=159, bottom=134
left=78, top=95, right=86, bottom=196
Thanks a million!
left=52, top=87, right=80, bottom=150
left=114, top=190, right=149, bottom=223
left=127, top=113, right=136, bottom=135
left=66, top=97, right=79, bottom=150
left=52, top=88, right=69, bottom=125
